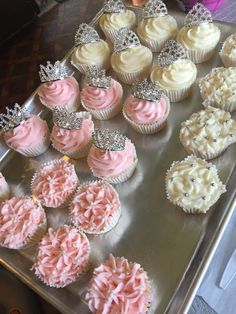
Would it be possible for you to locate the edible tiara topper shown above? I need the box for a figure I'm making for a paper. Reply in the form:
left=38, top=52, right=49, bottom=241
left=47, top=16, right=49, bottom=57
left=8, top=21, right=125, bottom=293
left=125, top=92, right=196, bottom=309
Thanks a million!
left=103, top=0, right=126, bottom=13
left=39, top=61, right=69, bottom=83
left=86, top=65, right=111, bottom=89
left=92, top=128, right=126, bottom=151
left=0, top=103, right=30, bottom=133
left=157, top=40, right=187, bottom=67
left=185, top=3, right=212, bottom=28
left=132, top=79, right=163, bottom=102
left=114, top=27, right=140, bottom=53
left=53, top=108, right=83, bottom=130
left=75, top=23, right=100, bottom=46
left=144, top=0, right=168, bottom=19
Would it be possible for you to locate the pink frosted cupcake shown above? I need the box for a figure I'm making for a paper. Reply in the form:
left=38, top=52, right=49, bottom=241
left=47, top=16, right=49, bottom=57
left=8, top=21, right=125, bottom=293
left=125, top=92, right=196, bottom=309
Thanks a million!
left=123, top=79, right=170, bottom=134
left=38, top=61, right=80, bottom=112
left=0, top=173, right=10, bottom=202
left=70, top=180, right=121, bottom=234
left=0, top=196, right=47, bottom=249
left=87, top=129, right=138, bottom=184
left=51, top=109, right=94, bottom=159
left=32, top=225, right=90, bottom=288
left=31, top=159, right=79, bottom=208
left=0, top=104, right=50, bottom=157
left=81, top=66, right=123, bottom=120
left=86, top=254, right=152, bottom=314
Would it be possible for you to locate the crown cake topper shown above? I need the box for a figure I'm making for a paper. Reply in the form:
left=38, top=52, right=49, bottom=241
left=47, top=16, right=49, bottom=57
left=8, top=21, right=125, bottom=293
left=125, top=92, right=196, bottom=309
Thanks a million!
left=39, top=61, right=69, bottom=83
left=114, top=27, right=140, bottom=52
left=0, top=103, right=30, bottom=132
left=103, top=0, right=126, bottom=13
left=86, top=65, right=111, bottom=89
left=157, top=40, right=187, bottom=67
left=92, top=128, right=126, bottom=151
left=132, top=79, right=163, bottom=102
left=53, top=108, right=83, bottom=130
left=75, top=23, right=100, bottom=46
left=144, top=0, right=168, bottom=19
left=184, top=3, right=212, bottom=28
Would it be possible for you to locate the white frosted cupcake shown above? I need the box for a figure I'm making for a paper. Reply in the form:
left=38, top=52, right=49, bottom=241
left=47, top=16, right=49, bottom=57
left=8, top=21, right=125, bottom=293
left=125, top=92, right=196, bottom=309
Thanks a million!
left=137, top=0, right=178, bottom=52
left=99, top=0, right=136, bottom=43
left=0, top=173, right=10, bottom=202
left=71, top=23, right=111, bottom=74
left=150, top=40, right=197, bottom=102
left=177, top=3, right=220, bottom=64
left=220, top=33, right=236, bottom=67
left=111, top=28, right=153, bottom=85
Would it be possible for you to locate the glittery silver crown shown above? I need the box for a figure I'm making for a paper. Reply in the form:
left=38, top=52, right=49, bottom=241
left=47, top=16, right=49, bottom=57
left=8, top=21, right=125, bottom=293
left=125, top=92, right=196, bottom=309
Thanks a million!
left=92, top=128, right=126, bottom=151
left=157, top=40, right=187, bottom=67
left=75, top=23, right=100, bottom=46
left=114, top=27, right=140, bottom=53
left=132, top=79, right=163, bottom=102
left=0, top=103, right=29, bottom=132
left=39, top=61, right=68, bottom=83
left=144, top=0, right=168, bottom=19
left=103, top=0, right=126, bottom=13
left=184, top=3, right=212, bottom=28
left=53, top=108, right=83, bottom=130
left=86, top=65, right=111, bottom=89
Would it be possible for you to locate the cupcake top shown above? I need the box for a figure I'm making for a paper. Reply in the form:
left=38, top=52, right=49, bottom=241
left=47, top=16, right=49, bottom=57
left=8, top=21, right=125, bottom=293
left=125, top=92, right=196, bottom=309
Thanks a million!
left=220, top=33, right=236, bottom=59
left=0, top=196, right=46, bottom=249
left=33, top=225, right=90, bottom=287
left=86, top=254, right=152, bottom=314
left=70, top=180, right=120, bottom=234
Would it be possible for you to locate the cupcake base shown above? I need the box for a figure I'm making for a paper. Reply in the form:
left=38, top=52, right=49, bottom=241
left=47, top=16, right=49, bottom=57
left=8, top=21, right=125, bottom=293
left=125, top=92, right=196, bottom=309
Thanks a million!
left=112, top=64, right=152, bottom=85
left=39, top=94, right=80, bottom=112
left=15, top=133, right=50, bottom=157
left=52, top=139, right=92, bottom=160
left=186, top=46, right=216, bottom=64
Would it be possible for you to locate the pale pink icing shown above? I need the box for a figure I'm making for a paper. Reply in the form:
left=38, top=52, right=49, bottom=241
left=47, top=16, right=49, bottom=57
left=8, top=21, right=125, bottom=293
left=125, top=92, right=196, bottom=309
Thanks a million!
left=0, top=173, right=10, bottom=200
left=125, top=96, right=167, bottom=124
left=86, top=254, right=151, bottom=314
left=38, top=77, right=79, bottom=107
left=31, top=160, right=78, bottom=208
left=87, top=140, right=136, bottom=177
left=0, top=196, right=46, bottom=249
left=70, top=181, right=120, bottom=233
left=4, top=116, right=49, bottom=150
left=80, top=79, right=123, bottom=110
left=33, top=226, right=90, bottom=287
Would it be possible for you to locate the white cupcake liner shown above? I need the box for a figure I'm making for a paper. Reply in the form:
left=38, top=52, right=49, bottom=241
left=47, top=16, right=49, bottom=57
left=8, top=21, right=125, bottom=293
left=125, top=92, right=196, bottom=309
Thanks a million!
left=52, top=139, right=92, bottom=159
left=186, top=46, right=216, bottom=64
left=100, top=23, right=136, bottom=44
left=112, top=64, right=152, bottom=85
left=71, top=59, right=110, bottom=75
left=39, top=94, right=80, bottom=112
left=219, top=52, right=236, bottom=68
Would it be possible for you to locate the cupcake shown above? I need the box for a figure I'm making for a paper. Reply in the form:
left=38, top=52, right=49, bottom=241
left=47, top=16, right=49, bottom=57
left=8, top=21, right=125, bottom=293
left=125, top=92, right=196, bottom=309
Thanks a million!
left=99, top=0, right=136, bottom=43
left=220, top=33, right=236, bottom=67
left=198, top=67, right=236, bottom=112
left=0, top=104, right=50, bottom=157
left=137, top=0, right=178, bottom=52
left=150, top=40, right=197, bottom=102
left=38, top=61, right=80, bottom=112
left=123, top=79, right=170, bottom=134
left=0, top=173, right=10, bottom=202
left=0, top=196, right=47, bottom=249
left=177, top=3, right=220, bottom=63
left=70, top=180, right=121, bottom=234
left=31, top=159, right=79, bottom=208
left=32, top=225, right=90, bottom=288
left=111, top=27, right=153, bottom=85
left=165, top=156, right=226, bottom=214
left=80, top=66, right=123, bottom=120
left=87, top=128, right=138, bottom=184
left=86, top=254, right=152, bottom=314
left=179, top=107, right=236, bottom=159
left=71, top=23, right=111, bottom=74
left=51, top=108, right=94, bottom=159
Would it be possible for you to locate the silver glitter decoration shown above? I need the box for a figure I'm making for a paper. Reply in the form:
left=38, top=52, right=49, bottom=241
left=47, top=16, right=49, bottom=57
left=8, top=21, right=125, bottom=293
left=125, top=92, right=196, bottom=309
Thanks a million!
left=132, top=79, right=163, bottom=102
left=103, top=0, right=126, bottom=13
left=39, top=61, right=68, bottom=83
left=114, top=27, right=140, bottom=53
left=144, top=0, right=168, bottom=19
left=53, top=108, right=83, bottom=130
left=92, top=128, right=126, bottom=151
left=75, top=23, right=100, bottom=46
left=157, top=40, right=187, bottom=67
left=184, top=3, right=212, bottom=28
left=0, top=103, right=30, bottom=132
left=86, top=65, right=111, bottom=89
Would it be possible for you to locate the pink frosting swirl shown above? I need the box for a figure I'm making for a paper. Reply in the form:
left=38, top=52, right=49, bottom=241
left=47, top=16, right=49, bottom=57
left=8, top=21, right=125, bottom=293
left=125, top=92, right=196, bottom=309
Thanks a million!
left=0, top=196, right=46, bottom=249
left=31, top=160, right=78, bottom=208
left=38, top=77, right=79, bottom=107
left=33, top=226, right=90, bottom=287
left=86, top=254, right=152, bottom=314
left=4, top=116, right=49, bottom=150
left=70, top=181, right=120, bottom=233
left=80, top=79, right=123, bottom=110
left=87, top=140, right=136, bottom=177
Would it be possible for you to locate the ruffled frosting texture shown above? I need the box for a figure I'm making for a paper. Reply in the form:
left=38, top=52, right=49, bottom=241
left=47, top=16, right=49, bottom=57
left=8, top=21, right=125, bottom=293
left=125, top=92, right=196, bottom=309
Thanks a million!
left=221, top=33, right=236, bottom=58
left=100, top=10, right=136, bottom=30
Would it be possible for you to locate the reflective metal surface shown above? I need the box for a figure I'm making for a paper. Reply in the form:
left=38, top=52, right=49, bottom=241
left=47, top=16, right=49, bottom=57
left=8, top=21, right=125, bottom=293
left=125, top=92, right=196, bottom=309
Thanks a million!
left=0, top=6, right=236, bottom=314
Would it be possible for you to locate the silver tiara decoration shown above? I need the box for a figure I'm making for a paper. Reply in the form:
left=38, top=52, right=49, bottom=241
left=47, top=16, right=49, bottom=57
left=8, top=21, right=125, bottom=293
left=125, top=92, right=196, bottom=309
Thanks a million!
left=53, top=108, right=83, bottom=130
left=92, top=129, right=126, bottom=151
left=39, top=61, right=68, bottom=83
left=75, top=23, right=100, bottom=46
left=157, top=40, right=187, bottom=67
left=185, top=3, right=212, bottom=28
left=103, top=0, right=126, bottom=13
left=132, top=79, right=163, bottom=102
left=144, top=0, right=168, bottom=19
left=0, top=104, right=29, bottom=132
left=86, top=65, right=111, bottom=89
left=114, top=27, right=140, bottom=53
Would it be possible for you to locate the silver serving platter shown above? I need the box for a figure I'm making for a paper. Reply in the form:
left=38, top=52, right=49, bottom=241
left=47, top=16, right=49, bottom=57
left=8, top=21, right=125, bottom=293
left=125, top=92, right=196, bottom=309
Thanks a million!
left=1, top=4, right=236, bottom=314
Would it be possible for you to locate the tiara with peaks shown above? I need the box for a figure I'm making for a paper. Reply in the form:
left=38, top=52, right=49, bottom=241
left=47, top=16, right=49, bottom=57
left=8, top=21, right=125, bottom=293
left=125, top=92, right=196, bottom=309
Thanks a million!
left=144, top=0, right=168, bottom=19
left=157, top=40, right=187, bottom=67
left=114, top=27, right=140, bottom=53
left=0, top=104, right=29, bottom=132
left=53, top=108, right=83, bottom=130
left=75, top=23, right=100, bottom=46
left=92, top=128, right=126, bottom=151
left=86, top=65, right=111, bottom=89
left=184, top=3, right=212, bottom=28
left=132, top=79, right=163, bottom=102
left=103, top=0, right=126, bottom=13
left=39, top=61, right=68, bottom=83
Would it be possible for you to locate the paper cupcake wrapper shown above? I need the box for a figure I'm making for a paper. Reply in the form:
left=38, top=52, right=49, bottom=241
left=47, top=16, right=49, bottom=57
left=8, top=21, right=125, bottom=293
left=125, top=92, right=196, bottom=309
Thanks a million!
left=39, top=94, right=80, bottom=112
left=71, top=58, right=110, bottom=75
left=219, top=52, right=236, bottom=68
left=100, top=22, right=136, bottom=44
left=112, top=64, right=152, bottom=85
left=138, top=32, right=176, bottom=53
left=52, top=138, right=92, bottom=160
left=186, top=46, right=216, bottom=64
left=163, top=84, right=193, bottom=102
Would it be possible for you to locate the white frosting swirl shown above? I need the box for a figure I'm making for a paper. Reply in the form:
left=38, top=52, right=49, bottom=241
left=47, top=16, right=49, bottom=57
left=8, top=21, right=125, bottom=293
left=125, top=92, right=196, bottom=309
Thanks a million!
left=99, top=10, right=136, bottom=30
left=220, top=33, right=236, bottom=58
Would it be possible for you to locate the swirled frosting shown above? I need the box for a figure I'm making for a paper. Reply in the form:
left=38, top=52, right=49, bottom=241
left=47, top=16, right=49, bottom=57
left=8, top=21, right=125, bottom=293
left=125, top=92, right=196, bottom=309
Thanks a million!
left=31, top=160, right=78, bottom=208
left=86, top=254, right=151, bottom=314
left=100, top=10, right=136, bottom=30
left=220, top=33, right=236, bottom=58
left=0, top=196, right=46, bottom=249
left=0, top=173, right=10, bottom=201
left=166, top=156, right=226, bottom=213
left=87, top=140, right=136, bottom=178
left=33, top=226, right=90, bottom=287
left=80, top=79, right=123, bottom=110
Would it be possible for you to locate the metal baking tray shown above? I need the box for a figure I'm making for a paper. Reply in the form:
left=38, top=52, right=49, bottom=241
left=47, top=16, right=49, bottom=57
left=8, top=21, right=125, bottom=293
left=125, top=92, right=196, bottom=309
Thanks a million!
left=1, top=4, right=236, bottom=314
